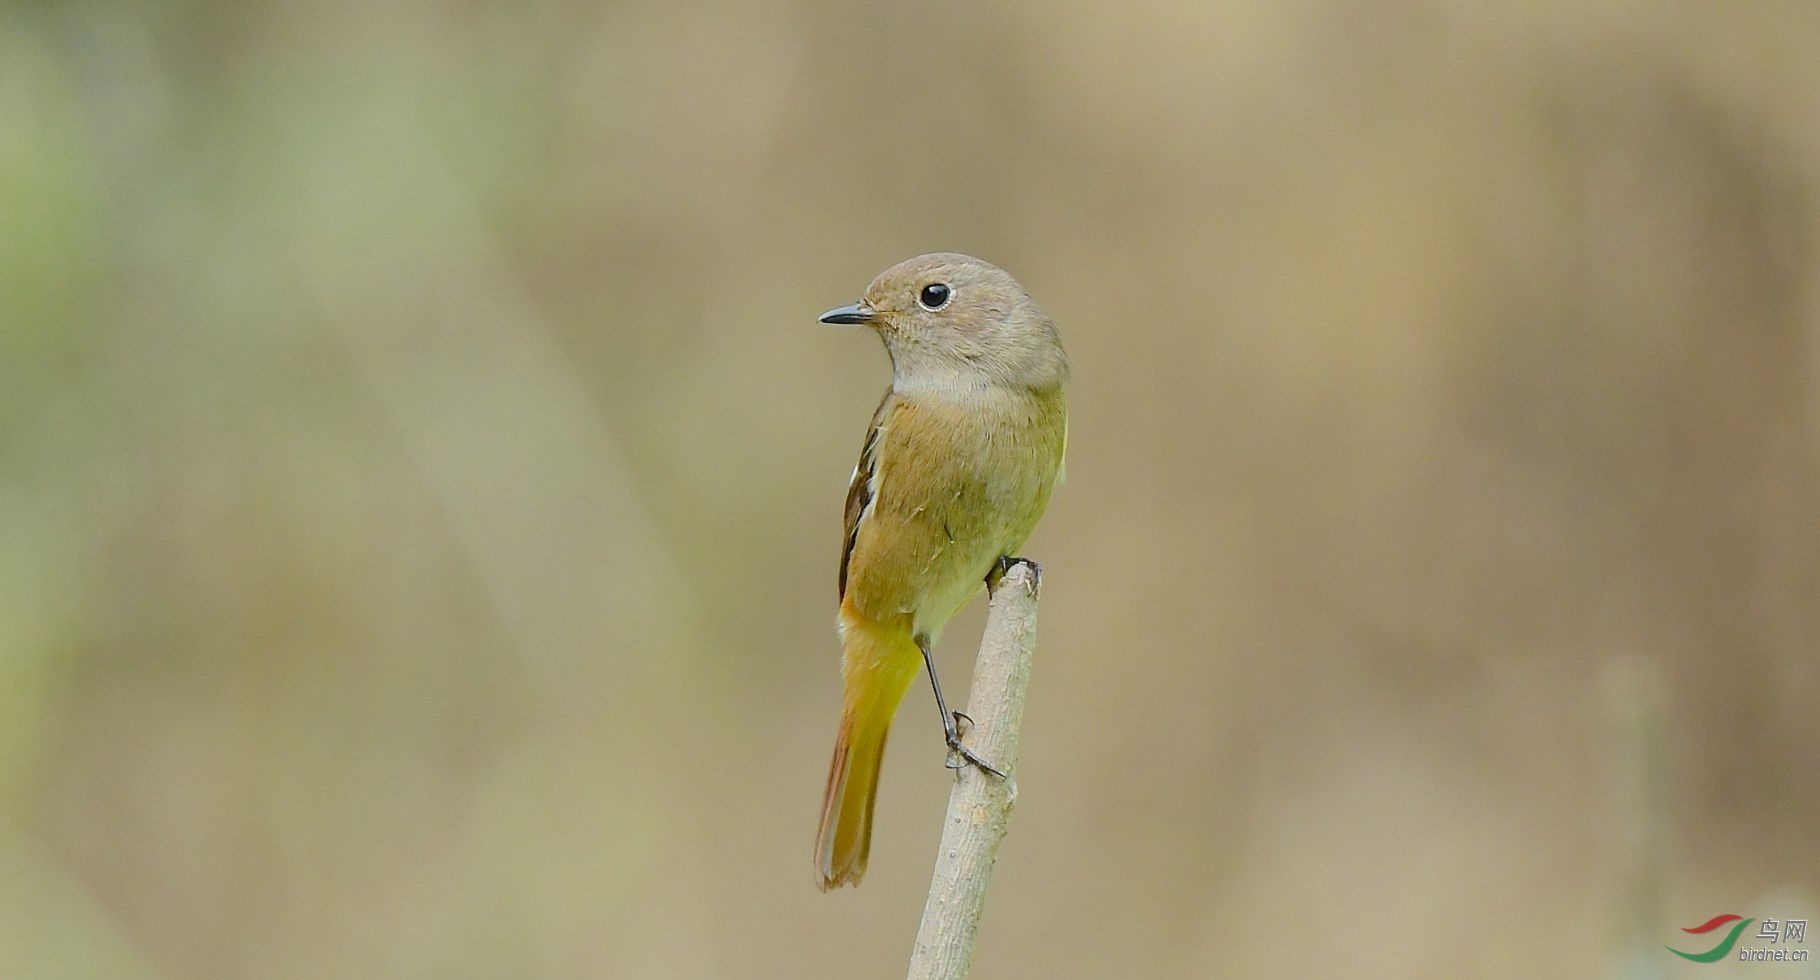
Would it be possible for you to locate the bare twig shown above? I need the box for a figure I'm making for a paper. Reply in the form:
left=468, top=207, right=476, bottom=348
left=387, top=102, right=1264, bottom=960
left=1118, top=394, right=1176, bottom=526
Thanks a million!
left=906, top=559, right=1042, bottom=980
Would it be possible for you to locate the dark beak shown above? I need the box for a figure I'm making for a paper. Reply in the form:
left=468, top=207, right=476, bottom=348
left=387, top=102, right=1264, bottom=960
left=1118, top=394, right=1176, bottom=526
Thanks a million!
left=818, top=302, right=876, bottom=325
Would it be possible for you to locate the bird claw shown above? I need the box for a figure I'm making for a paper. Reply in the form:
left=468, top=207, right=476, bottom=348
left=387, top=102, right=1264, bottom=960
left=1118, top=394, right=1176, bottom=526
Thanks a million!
left=944, top=732, right=1006, bottom=780
left=987, top=555, right=1041, bottom=595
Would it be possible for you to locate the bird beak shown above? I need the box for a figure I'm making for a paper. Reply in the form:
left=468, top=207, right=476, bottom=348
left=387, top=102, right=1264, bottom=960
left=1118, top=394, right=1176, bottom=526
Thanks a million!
left=819, top=302, right=876, bottom=325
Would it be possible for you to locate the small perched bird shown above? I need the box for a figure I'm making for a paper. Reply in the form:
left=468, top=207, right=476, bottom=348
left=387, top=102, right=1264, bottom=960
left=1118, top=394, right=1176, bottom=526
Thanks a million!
left=814, top=252, right=1069, bottom=890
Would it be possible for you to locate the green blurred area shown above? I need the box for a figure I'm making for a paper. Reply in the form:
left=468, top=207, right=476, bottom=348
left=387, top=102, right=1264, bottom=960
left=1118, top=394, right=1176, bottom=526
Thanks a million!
left=2, top=1, right=1817, bottom=977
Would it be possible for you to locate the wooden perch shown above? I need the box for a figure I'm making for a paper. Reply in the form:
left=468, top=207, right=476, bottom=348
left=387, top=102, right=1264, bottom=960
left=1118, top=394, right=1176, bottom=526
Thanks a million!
left=906, top=559, right=1043, bottom=980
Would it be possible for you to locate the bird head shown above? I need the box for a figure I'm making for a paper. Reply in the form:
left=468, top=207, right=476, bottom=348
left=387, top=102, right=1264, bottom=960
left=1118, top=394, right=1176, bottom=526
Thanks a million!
left=820, top=252, right=1069, bottom=393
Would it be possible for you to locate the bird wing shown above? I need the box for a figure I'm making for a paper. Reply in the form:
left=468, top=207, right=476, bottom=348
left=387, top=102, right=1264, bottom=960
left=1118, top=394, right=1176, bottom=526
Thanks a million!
left=840, top=388, right=893, bottom=600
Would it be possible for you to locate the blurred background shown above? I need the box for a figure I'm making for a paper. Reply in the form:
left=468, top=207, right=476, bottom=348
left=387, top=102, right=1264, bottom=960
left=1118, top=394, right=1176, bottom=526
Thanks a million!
left=2, top=0, right=1816, bottom=977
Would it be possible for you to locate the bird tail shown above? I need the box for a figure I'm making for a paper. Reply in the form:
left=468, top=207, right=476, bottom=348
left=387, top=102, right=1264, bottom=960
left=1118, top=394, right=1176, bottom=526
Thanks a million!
left=815, top=620, right=921, bottom=890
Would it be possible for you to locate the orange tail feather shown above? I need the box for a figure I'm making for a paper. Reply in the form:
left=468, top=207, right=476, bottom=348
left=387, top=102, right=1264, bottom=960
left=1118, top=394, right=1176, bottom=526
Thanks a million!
left=815, top=622, right=920, bottom=889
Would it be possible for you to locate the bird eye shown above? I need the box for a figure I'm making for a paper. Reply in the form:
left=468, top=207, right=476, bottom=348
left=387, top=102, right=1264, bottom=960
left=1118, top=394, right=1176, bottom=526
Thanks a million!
left=918, top=283, right=952, bottom=311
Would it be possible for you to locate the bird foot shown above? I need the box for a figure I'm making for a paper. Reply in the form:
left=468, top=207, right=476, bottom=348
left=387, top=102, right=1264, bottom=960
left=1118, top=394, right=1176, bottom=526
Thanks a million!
left=986, top=555, right=1041, bottom=595
left=943, top=711, right=1006, bottom=778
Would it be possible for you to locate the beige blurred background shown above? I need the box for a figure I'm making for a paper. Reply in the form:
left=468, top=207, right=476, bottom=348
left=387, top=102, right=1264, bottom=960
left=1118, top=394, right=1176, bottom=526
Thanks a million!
left=3, top=1, right=1817, bottom=977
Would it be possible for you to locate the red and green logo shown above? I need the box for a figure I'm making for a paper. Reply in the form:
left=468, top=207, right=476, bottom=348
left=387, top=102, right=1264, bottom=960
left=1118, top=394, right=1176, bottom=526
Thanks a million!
left=1669, top=914, right=1754, bottom=962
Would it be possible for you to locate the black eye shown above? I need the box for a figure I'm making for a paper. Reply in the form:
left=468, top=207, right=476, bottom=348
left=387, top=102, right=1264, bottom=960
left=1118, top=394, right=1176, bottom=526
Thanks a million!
left=918, top=283, right=951, bottom=310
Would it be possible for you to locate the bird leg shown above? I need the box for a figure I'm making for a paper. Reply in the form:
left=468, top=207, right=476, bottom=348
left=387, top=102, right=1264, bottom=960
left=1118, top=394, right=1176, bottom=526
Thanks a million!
left=916, top=635, right=1006, bottom=779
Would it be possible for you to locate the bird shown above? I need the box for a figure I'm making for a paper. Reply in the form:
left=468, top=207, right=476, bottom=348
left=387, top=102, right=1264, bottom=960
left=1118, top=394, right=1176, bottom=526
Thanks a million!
left=813, top=252, right=1069, bottom=890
